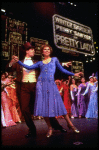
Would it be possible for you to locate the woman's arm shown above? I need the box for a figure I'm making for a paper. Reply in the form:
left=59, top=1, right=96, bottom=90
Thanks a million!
left=17, top=60, right=40, bottom=70
left=82, top=83, right=90, bottom=95
left=12, top=55, right=40, bottom=70
left=55, top=58, right=74, bottom=76
left=70, top=85, right=74, bottom=100
left=93, top=86, right=98, bottom=92
left=55, top=57, right=83, bottom=77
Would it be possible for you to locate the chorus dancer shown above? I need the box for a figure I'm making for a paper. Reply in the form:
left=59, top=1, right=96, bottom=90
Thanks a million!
left=77, top=77, right=88, bottom=118
left=63, top=80, right=71, bottom=118
left=13, top=44, right=83, bottom=137
left=82, top=76, right=98, bottom=119
left=1, top=73, right=16, bottom=127
left=70, top=78, right=79, bottom=118
left=6, top=75, right=21, bottom=123
left=55, top=80, right=62, bottom=96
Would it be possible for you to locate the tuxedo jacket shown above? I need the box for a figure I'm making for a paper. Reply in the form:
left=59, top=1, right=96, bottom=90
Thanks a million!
left=6, top=60, right=40, bottom=83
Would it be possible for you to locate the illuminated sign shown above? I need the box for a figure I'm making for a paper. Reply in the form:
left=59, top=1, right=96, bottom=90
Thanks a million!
left=52, top=14, right=95, bottom=56
left=5, top=17, right=28, bottom=42
left=9, top=32, right=22, bottom=45
left=71, top=61, right=84, bottom=79
left=30, top=37, right=48, bottom=55
left=1, top=16, right=28, bottom=61
left=2, top=41, right=9, bottom=60
left=4, top=17, right=28, bottom=59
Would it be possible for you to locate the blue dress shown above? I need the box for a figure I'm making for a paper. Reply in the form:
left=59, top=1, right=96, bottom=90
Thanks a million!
left=83, top=82, right=98, bottom=118
left=18, top=57, right=74, bottom=117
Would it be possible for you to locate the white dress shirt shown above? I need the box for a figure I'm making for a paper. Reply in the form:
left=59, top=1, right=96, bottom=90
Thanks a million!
left=22, top=57, right=36, bottom=83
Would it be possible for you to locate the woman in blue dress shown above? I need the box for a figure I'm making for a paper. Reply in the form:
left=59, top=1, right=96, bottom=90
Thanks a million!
left=77, top=77, right=88, bottom=118
left=13, top=44, right=83, bottom=137
left=83, top=76, right=98, bottom=119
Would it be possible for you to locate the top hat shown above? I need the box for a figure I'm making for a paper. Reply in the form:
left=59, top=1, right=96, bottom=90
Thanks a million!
left=23, top=42, right=35, bottom=51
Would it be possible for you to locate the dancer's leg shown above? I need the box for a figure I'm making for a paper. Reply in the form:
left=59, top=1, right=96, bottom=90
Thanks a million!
left=63, top=114, right=80, bottom=133
left=63, top=114, right=74, bottom=126
left=44, top=117, right=53, bottom=137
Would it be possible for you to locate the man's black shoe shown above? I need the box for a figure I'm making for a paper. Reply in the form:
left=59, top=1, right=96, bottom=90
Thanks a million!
left=60, top=128, right=67, bottom=133
left=25, top=132, right=36, bottom=138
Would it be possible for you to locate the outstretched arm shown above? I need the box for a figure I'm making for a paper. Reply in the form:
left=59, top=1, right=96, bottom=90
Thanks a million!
left=17, top=60, right=40, bottom=70
left=55, top=57, right=83, bottom=77
left=56, top=58, right=74, bottom=76
left=13, top=55, right=40, bottom=70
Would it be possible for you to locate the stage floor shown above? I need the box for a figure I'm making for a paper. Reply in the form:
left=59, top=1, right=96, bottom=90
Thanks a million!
left=1, top=118, right=98, bottom=148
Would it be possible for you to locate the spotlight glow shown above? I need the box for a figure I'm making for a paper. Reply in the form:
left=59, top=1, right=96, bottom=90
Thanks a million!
left=1, top=9, right=6, bottom=12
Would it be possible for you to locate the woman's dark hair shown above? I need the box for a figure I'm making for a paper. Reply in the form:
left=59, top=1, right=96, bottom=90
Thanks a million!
left=69, top=77, right=77, bottom=85
left=81, top=77, right=85, bottom=80
left=40, top=44, right=53, bottom=56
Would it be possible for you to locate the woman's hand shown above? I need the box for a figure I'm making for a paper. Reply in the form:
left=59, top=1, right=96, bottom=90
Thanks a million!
left=74, top=72, right=83, bottom=77
left=12, top=55, right=19, bottom=62
left=9, top=55, right=17, bottom=66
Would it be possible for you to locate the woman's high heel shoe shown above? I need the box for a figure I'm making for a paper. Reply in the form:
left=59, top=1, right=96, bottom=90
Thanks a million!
left=46, top=129, right=53, bottom=138
left=67, top=124, right=80, bottom=133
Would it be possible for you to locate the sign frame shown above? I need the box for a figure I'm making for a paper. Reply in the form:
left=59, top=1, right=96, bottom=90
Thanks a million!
left=52, top=14, right=95, bottom=56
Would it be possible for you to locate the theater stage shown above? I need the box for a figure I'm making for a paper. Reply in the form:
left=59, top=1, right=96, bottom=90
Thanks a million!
left=1, top=118, right=98, bottom=148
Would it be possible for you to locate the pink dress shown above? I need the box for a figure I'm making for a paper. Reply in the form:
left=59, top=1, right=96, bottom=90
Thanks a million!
left=1, top=105, right=6, bottom=127
left=6, top=83, right=21, bottom=123
left=1, top=78, right=16, bottom=127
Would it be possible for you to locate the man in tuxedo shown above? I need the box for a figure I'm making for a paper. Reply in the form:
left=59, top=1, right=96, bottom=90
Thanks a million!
left=6, top=42, right=67, bottom=138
